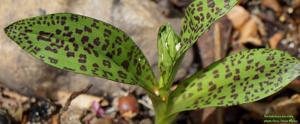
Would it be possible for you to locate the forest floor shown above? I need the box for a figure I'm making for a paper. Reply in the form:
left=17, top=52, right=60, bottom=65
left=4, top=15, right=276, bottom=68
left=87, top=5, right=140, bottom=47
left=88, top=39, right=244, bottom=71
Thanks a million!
left=1, top=0, right=300, bottom=124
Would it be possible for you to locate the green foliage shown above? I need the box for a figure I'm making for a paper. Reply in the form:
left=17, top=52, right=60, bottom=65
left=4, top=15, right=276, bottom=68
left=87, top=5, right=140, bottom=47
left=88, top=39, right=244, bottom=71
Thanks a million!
left=157, top=23, right=181, bottom=88
left=175, top=0, right=239, bottom=69
left=4, top=13, right=156, bottom=91
left=170, top=49, right=300, bottom=114
left=157, top=0, right=239, bottom=90
left=181, top=0, right=239, bottom=45
left=161, top=0, right=239, bottom=91
left=4, top=0, right=300, bottom=124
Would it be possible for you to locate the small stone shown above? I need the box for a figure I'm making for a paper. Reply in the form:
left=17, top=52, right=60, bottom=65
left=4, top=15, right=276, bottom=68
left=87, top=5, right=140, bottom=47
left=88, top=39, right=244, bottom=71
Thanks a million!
left=117, top=95, right=139, bottom=119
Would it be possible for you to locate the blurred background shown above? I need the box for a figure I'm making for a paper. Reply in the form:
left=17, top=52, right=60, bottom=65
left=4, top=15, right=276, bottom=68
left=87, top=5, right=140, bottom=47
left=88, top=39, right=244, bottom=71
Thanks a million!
left=1, top=0, right=300, bottom=123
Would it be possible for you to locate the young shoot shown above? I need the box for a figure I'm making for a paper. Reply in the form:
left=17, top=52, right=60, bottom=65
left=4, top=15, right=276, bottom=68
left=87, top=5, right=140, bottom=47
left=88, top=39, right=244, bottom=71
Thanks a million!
left=4, top=0, right=300, bottom=124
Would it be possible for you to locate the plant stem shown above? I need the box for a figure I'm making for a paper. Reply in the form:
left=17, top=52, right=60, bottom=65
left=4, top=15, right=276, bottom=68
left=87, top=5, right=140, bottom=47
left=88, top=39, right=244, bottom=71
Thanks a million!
left=149, top=94, right=177, bottom=124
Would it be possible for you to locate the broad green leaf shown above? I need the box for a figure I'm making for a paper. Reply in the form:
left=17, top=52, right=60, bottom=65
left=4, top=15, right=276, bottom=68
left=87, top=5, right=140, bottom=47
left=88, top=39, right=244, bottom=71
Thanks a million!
left=179, top=0, right=238, bottom=55
left=169, top=0, right=239, bottom=76
left=158, top=0, right=239, bottom=89
left=157, top=23, right=181, bottom=88
left=4, top=13, right=156, bottom=91
left=170, top=49, right=300, bottom=114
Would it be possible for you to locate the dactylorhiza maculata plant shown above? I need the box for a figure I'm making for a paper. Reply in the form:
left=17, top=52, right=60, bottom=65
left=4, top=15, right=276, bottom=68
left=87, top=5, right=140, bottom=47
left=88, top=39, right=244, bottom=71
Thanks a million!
left=4, top=0, right=300, bottom=123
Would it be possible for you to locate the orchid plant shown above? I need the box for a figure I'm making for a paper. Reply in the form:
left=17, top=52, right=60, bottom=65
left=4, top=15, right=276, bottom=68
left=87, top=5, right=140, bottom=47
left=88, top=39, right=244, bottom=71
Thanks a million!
left=4, top=0, right=300, bottom=123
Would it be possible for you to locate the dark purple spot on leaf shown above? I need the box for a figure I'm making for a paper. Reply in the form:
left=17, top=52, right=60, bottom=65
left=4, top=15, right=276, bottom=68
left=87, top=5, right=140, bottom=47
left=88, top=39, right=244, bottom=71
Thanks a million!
left=81, top=36, right=89, bottom=44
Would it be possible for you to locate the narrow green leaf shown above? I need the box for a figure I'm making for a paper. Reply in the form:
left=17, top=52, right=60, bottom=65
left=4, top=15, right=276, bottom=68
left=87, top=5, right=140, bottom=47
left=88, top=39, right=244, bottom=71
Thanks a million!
left=157, top=23, right=181, bottom=88
left=4, top=13, right=156, bottom=91
left=171, top=0, right=239, bottom=72
left=170, top=49, right=300, bottom=114
left=179, top=0, right=238, bottom=54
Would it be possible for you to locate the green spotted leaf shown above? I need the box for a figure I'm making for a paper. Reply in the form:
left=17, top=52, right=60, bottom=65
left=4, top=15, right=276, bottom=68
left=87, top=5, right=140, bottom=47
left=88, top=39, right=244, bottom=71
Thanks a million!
left=157, top=23, right=181, bottom=88
left=179, top=0, right=238, bottom=54
left=172, top=0, right=239, bottom=73
left=170, top=49, right=300, bottom=114
left=4, top=13, right=156, bottom=91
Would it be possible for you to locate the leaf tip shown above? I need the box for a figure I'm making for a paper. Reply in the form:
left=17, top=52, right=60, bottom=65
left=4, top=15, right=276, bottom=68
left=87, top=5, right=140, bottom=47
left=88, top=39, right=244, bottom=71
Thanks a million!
left=4, top=25, right=8, bottom=33
left=4, top=24, right=12, bottom=37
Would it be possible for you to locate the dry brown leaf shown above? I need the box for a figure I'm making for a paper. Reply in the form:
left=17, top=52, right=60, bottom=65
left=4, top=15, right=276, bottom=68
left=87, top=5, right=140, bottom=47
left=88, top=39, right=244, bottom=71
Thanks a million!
left=240, top=16, right=257, bottom=38
left=197, top=17, right=232, bottom=67
left=269, top=32, right=284, bottom=49
left=201, top=108, right=216, bottom=122
left=240, top=103, right=268, bottom=116
left=254, top=15, right=267, bottom=37
left=267, top=94, right=300, bottom=116
left=261, top=0, right=282, bottom=13
left=227, top=5, right=250, bottom=30
left=292, top=0, right=300, bottom=8
left=239, top=16, right=263, bottom=46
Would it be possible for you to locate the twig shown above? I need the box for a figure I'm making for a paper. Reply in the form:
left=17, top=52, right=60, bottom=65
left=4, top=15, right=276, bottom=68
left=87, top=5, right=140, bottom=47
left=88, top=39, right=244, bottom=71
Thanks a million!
left=57, top=84, right=93, bottom=124
left=214, top=23, right=222, bottom=60
left=62, top=84, right=93, bottom=111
